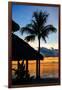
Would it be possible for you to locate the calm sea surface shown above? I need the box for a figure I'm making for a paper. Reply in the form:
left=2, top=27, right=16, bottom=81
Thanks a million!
left=12, top=57, right=59, bottom=78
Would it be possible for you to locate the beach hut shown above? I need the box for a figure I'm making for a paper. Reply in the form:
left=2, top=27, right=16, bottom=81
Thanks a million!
left=12, top=34, right=44, bottom=78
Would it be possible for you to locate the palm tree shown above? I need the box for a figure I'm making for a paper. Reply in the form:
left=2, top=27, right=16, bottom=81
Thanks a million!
left=20, top=11, right=57, bottom=79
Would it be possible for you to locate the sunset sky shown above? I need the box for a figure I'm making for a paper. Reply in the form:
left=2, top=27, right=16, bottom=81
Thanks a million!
left=12, top=3, right=59, bottom=50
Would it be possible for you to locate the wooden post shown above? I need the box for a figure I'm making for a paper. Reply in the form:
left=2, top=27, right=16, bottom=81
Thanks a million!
left=38, top=60, right=40, bottom=78
left=18, top=60, right=19, bottom=70
left=26, top=60, right=28, bottom=77
left=36, top=60, right=40, bottom=79
left=36, top=60, right=38, bottom=78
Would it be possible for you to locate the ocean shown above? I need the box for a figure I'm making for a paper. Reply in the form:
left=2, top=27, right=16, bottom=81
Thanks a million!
left=12, top=57, right=59, bottom=78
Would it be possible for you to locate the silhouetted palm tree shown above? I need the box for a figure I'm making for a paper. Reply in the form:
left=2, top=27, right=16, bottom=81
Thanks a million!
left=20, top=11, right=57, bottom=78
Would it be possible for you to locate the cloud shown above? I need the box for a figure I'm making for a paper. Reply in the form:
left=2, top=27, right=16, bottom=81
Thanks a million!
left=28, top=41, right=58, bottom=50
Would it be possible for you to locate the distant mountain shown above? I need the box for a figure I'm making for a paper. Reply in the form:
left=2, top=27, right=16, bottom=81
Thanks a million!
left=40, top=47, right=59, bottom=57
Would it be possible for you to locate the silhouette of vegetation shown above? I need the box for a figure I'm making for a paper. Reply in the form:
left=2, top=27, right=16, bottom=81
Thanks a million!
left=12, top=61, right=34, bottom=85
left=21, top=10, right=57, bottom=78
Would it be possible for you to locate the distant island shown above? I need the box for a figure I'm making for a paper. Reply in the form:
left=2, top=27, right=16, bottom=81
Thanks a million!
left=40, top=47, right=59, bottom=57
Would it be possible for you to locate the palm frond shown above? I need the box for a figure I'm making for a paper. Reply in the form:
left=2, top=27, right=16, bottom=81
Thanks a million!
left=32, top=20, right=38, bottom=27
left=27, top=22, right=38, bottom=34
left=24, top=35, right=35, bottom=42
left=39, top=11, right=49, bottom=26
left=26, top=23, right=33, bottom=27
left=21, top=26, right=35, bottom=35
left=40, top=25, right=57, bottom=42
left=33, top=11, right=39, bottom=23
left=43, top=25, right=57, bottom=33
left=32, top=11, right=49, bottom=27
left=41, top=35, right=47, bottom=43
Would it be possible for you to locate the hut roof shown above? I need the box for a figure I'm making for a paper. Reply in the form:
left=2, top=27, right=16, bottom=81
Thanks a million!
left=12, top=34, right=44, bottom=60
left=12, top=20, right=20, bottom=32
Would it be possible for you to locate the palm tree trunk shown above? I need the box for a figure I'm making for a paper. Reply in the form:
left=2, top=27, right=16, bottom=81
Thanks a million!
left=36, top=38, right=40, bottom=78
left=38, top=38, right=40, bottom=78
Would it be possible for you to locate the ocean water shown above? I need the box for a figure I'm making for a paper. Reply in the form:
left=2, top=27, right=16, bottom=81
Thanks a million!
left=12, top=57, right=59, bottom=78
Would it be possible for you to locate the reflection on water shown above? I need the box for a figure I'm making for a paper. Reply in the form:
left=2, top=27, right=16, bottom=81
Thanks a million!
left=12, top=57, right=59, bottom=78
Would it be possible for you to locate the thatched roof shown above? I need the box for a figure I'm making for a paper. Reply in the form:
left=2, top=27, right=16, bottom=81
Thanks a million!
left=12, top=20, right=20, bottom=32
left=12, top=34, right=44, bottom=60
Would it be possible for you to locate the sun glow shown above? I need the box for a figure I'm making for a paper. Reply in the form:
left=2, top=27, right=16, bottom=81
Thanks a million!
left=28, top=41, right=58, bottom=50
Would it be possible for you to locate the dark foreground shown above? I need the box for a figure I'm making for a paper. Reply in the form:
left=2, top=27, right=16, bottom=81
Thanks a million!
left=11, top=62, right=60, bottom=87
left=12, top=78, right=60, bottom=87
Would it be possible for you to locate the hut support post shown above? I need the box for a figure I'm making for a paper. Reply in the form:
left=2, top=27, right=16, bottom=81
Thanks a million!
left=36, top=60, right=38, bottom=78
left=26, top=60, right=28, bottom=78
left=36, top=60, right=40, bottom=79
left=38, top=60, right=40, bottom=78
left=18, top=61, right=19, bottom=70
